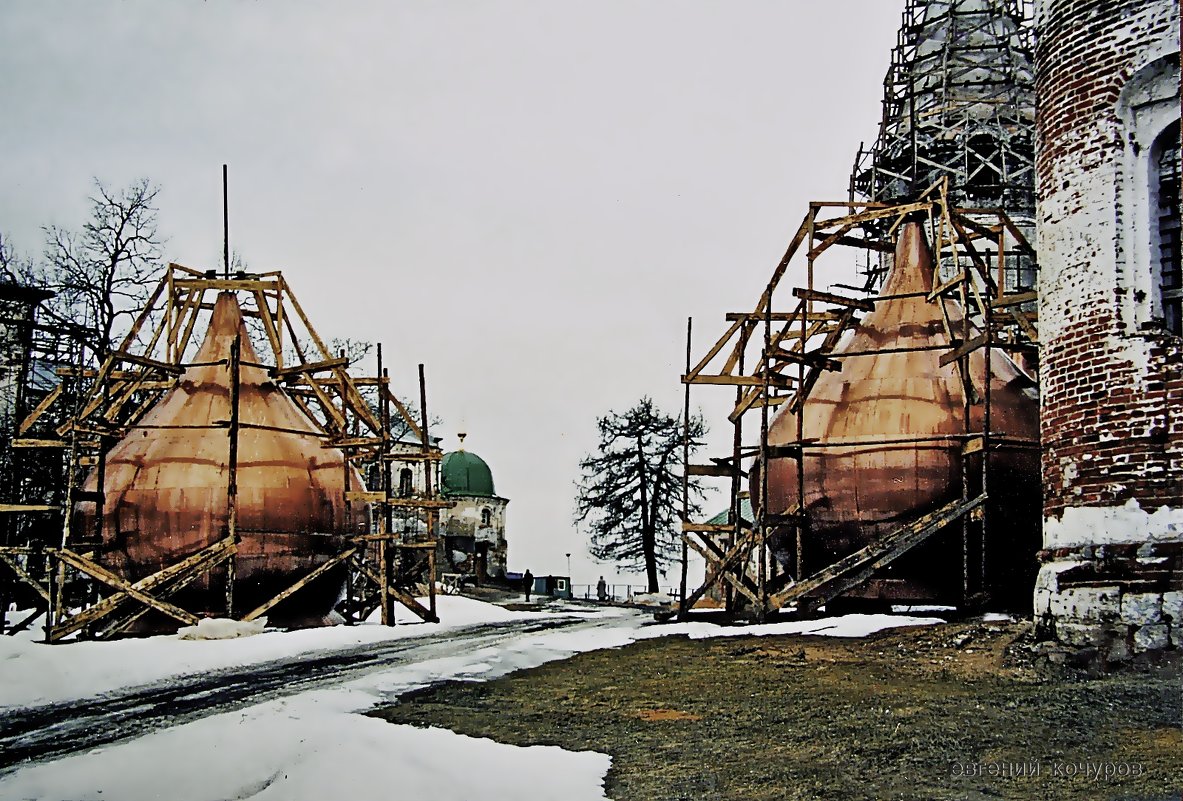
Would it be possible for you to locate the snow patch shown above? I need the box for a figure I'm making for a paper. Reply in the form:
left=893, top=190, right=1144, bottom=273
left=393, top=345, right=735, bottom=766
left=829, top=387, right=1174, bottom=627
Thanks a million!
left=1043, top=498, right=1183, bottom=548
left=0, top=595, right=545, bottom=711
left=176, top=617, right=267, bottom=640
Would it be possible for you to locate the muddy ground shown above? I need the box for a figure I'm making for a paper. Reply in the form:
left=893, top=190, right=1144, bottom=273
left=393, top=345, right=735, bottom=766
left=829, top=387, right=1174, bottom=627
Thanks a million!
left=373, top=618, right=1181, bottom=801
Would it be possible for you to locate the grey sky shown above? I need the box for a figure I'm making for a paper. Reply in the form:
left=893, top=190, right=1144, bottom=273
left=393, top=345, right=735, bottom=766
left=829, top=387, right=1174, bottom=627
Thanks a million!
left=0, top=1, right=901, bottom=587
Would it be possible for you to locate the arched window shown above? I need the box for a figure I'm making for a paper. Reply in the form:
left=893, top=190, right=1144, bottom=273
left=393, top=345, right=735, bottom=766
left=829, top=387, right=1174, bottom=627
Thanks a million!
left=1153, top=121, right=1182, bottom=334
left=481, top=507, right=492, bottom=527
left=398, top=468, right=413, bottom=498
left=1116, top=53, right=1180, bottom=333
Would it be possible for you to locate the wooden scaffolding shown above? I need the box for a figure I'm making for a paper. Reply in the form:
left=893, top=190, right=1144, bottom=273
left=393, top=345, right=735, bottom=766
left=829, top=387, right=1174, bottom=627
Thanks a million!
left=676, top=185, right=1039, bottom=622
left=0, top=264, right=447, bottom=641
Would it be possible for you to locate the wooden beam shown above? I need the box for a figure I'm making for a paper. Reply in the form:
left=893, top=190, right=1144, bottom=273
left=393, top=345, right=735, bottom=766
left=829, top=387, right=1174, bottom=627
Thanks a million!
left=770, top=494, right=986, bottom=609
left=686, top=463, right=737, bottom=478
left=767, top=347, right=841, bottom=373
left=275, top=356, right=351, bottom=381
left=683, top=375, right=770, bottom=387
left=681, top=522, right=736, bottom=533
left=792, top=288, right=875, bottom=312
left=685, top=317, right=745, bottom=382
left=18, top=385, right=63, bottom=435
left=939, top=334, right=990, bottom=367
left=52, top=549, right=201, bottom=626
left=927, top=270, right=967, bottom=302
left=0, top=504, right=60, bottom=513
left=0, top=554, right=52, bottom=604
left=47, top=537, right=235, bottom=640
left=812, top=201, right=932, bottom=232
left=991, top=291, right=1038, bottom=309
left=174, top=277, right=283, bottom=292
left=1008, top=308, right=1039, bottom=343
left=240, top=547, right=358, bottom=622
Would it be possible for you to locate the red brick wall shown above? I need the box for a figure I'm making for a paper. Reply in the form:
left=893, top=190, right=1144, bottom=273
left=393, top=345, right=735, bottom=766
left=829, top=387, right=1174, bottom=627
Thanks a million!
left=1035, top=0, right=1183, bottom=523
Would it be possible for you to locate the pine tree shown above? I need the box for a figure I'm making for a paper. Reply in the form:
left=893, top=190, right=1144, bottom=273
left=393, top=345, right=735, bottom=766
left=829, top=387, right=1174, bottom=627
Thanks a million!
left=575, top=397, right=705, bottom=592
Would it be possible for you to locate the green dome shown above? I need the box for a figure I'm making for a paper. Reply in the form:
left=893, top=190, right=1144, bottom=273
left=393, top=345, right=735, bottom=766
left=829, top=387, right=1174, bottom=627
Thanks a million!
left=441, top=449, right=496, bottom=497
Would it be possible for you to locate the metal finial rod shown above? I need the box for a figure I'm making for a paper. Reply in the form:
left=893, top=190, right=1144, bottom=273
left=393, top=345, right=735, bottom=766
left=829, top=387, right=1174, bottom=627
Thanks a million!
left=222, top=164, right=230, bottom=280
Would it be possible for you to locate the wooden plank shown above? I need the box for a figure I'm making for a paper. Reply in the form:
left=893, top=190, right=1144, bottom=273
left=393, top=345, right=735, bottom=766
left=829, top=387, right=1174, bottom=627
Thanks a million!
left=0, top=504, right=59, bottom=513
left=274, top=356, right=351, bottom=381
left=110, top=350, right=183, bottom=376
left=687, top=464, right=737, bottom=478
left=52, top=549, right=201, bottom=626
left=686, top=533, right=763, bottom=607
left=685, top=317, right=745, bottom=382
left=174, top=278, right=283, bottom=292
left=939, top=334, right=989, bottom=367
left=97, top=547, right=235, bottom=637
left=770, top=495, right=985, bottom=609
left=176, top=285, right=208, bottom=360
left=344, top=491, right=454, bottom=509
left=240, top=547, right=358, bottom=622
left=681, top=522, right=736, bottom=533
left=346, top=490, right=387, bottom=503
left=683, top=375, right=770, bottom=387
left=812, top=201, right=932, bottom=233
left=1009, top=308, right=1039, bottom=343
left=680, top=529, right=760, bottom=613
left=17, top=384, right=63, bottom=435
left=725, top=312, right=839, bottom=322
left=807, top=222, right=857, bottom=261
left=792, top=288, right=875, bottom=312
left=767, top=347, right=841, bottom=373
left=48, top=537, right=235, bottom=640
left=0, top=554, right=52, bottom=604
left=253, top=289, right=284, bottom=364
left=304, top=373, right=347, bottom=432
left=753, top=214, right=813, bottom=317
left=11, top=438, right=101, bottom=449
left=991, top=291, right=1038, bottom=309
left=927, top=270, right=967, bottom=302
left=353, top=561, right=439, bottom=623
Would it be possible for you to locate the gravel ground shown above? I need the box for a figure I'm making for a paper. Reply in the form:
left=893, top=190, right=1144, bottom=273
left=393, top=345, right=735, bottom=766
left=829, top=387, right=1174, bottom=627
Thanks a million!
left=373, top=619, right=1182, bottom=801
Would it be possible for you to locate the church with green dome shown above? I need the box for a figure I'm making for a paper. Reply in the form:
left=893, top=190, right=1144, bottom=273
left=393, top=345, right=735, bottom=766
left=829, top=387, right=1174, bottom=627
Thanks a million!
left=438, top=434, right=509, bottom=581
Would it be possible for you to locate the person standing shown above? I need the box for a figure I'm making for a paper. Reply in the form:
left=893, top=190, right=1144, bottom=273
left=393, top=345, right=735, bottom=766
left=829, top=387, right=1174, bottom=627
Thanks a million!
left=596, top=576, right=607, bottom=602
left=523, top=569, right=534, bottom=601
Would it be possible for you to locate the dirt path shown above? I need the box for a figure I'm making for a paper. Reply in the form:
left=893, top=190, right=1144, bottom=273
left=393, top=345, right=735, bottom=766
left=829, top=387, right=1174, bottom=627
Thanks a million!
left=374, top=619, right=1182, bottom=801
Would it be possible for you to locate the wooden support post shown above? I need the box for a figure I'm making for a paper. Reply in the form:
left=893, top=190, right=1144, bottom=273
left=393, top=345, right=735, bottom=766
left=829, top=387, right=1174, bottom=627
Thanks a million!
left=418, top=364, right=435, bottom=588
left=678, top=317, right=691, bottom=618
left=225, top=335, right=241, bottom=618
left=241, top=547, right=359, bottom=622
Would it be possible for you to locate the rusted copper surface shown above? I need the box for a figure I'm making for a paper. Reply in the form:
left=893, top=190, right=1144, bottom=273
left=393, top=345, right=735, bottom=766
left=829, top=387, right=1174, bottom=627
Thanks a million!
left=760, top=221, right=1040, bottom=606
left=76, top=293, right=368, bottom=627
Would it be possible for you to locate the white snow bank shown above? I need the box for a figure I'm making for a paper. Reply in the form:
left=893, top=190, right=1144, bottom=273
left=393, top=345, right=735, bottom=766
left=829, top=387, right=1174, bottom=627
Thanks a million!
left=0, top=608, right=950, bottom=801
left=633, top=613, right=945, bottom=642
left=630, top=592, right=673, bottom=607
left=0, top=595, right=545, bottom=711
left=1, top=695, right=611, bottom=801
left=176, top=617, right=267, bottom=640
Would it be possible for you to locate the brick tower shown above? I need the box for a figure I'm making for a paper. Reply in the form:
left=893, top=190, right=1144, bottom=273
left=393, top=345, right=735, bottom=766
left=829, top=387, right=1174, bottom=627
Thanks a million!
left=1033, top=0, right=1182, bottom=658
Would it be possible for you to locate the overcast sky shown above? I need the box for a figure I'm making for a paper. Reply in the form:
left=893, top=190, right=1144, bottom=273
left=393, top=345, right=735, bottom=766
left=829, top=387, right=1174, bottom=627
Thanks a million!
left=0, top=1, right=901, bottom=588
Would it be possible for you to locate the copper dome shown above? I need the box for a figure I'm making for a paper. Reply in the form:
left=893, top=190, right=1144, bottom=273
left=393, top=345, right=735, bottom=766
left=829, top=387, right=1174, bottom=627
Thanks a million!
left=77, top=293, right=368, bottom=628
left=760, top=221, right=1040, bottom=607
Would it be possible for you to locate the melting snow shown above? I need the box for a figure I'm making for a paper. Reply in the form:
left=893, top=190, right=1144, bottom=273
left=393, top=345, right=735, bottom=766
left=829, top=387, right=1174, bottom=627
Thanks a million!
left=0, top=598, right=946, bottom=801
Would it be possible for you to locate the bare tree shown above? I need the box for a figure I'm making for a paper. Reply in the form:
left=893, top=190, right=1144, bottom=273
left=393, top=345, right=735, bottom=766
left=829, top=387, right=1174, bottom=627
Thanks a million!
left=0, top=232, right=38, bottom=286
left=39, top=178, right=164, bottom=363
left=575, top=397, right=706, bottom=592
